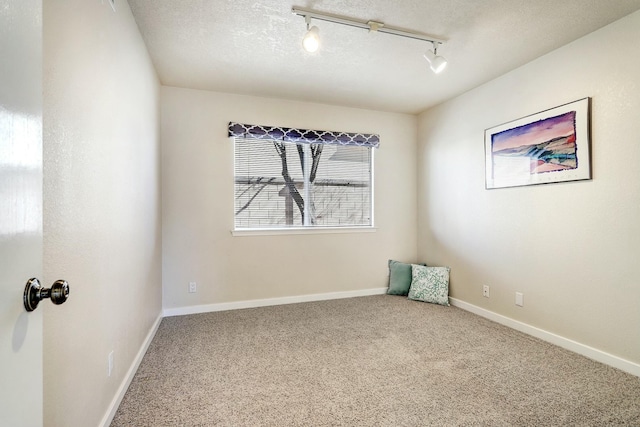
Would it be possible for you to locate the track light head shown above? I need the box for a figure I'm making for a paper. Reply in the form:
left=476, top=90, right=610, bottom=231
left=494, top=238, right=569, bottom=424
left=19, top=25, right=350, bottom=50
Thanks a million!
left=423, top=45, right=447, bottom=74
left=302, top=15, right=320, bottom=53
left=302, top=25, right=320, bottom=52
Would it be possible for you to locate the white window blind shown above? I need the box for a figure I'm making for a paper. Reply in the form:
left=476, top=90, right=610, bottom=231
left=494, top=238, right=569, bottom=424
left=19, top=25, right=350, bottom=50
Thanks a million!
left=233, top=134, right=375, bottom=230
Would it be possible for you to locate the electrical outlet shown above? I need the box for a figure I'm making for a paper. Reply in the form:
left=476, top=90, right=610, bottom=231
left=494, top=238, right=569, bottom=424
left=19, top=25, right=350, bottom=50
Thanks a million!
left=108, top=351, right=114, bottom=377
left=482, top=285, right=490, bottom=298
left=516, top=292, right=524, bottom=307
left=189, top=281, right=197, bottom=293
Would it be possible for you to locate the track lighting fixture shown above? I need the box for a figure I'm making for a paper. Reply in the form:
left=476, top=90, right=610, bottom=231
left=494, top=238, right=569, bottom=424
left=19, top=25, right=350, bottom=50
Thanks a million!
left=423, top=43, right=447, bottom=74
left=302, top=16, right=320, bottom=53
left=292, top=6, right=448, bottom=73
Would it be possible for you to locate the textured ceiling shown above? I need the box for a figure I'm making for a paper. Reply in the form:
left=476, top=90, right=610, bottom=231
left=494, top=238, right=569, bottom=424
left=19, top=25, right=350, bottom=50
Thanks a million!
left=128, top=0, right=640, bottom=114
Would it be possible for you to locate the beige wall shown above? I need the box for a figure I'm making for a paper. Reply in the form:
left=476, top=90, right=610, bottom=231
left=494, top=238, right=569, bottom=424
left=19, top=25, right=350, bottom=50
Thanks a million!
left=43, top=1, right=161, bottom=426
left=417, top=11, right=640, bottom=365
left=161, top=87, right=417, bottom=310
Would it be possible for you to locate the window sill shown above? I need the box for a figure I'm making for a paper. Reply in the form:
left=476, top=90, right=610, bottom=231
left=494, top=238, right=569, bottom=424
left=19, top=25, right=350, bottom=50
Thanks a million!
left=231, top=226, right=377, bottom=237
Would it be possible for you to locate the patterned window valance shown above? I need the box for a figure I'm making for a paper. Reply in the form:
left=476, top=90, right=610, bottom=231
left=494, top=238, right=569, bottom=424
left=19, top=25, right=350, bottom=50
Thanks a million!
left=228, top=122, right=380, bottom=148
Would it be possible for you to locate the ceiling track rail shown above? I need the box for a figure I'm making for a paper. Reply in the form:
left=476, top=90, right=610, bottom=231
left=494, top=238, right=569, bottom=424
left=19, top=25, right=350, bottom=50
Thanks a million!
left=291, top=6, right=446, bottom=45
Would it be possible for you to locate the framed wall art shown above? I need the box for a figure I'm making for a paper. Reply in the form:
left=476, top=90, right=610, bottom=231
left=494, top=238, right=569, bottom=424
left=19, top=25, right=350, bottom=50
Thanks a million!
left=485, top=98, right=591, bottom=189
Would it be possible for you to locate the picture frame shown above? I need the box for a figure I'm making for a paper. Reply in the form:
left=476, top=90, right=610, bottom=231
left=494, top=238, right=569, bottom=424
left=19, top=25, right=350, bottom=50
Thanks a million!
left=485, top=98, right=591, bottom=189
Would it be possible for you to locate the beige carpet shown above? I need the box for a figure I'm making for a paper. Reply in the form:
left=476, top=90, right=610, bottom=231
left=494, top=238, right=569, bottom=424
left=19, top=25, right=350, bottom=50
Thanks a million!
left=111, top=295, right=640, bottom=426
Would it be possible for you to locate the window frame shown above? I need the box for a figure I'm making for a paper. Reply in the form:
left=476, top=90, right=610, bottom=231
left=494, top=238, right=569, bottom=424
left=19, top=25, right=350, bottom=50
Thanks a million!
left=229, top=123, right=378, bottom=234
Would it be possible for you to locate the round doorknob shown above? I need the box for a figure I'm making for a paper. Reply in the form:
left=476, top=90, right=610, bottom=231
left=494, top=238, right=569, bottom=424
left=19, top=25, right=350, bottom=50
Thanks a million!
left=23, top=278, right=70, bottom=312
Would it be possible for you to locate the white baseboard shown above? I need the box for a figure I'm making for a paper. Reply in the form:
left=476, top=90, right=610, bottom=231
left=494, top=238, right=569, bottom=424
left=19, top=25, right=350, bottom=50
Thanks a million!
left=449, top=297, right=640, bottom=378
left=99, top=313, right=163, bottom=427
left=163, top=287, right=388, bottom=317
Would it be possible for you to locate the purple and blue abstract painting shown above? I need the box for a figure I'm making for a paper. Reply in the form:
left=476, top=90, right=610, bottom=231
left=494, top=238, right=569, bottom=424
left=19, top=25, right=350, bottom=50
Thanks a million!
left=491, top=111, right=577, bottom=178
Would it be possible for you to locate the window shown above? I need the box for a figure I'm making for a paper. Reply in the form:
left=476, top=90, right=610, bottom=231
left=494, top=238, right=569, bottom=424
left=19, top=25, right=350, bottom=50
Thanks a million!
left=230, top=122, right=379, bottom=230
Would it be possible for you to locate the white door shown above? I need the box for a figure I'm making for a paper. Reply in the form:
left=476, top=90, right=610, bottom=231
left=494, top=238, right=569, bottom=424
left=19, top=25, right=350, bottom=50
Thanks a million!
left=0, top=1, right=44, bottom=426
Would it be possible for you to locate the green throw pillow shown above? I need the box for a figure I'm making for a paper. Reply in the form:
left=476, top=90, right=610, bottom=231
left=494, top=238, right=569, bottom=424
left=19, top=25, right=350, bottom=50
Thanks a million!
left=408, top=265, right=450, bottom=306
left=387, top=260, right=425, bottom=296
